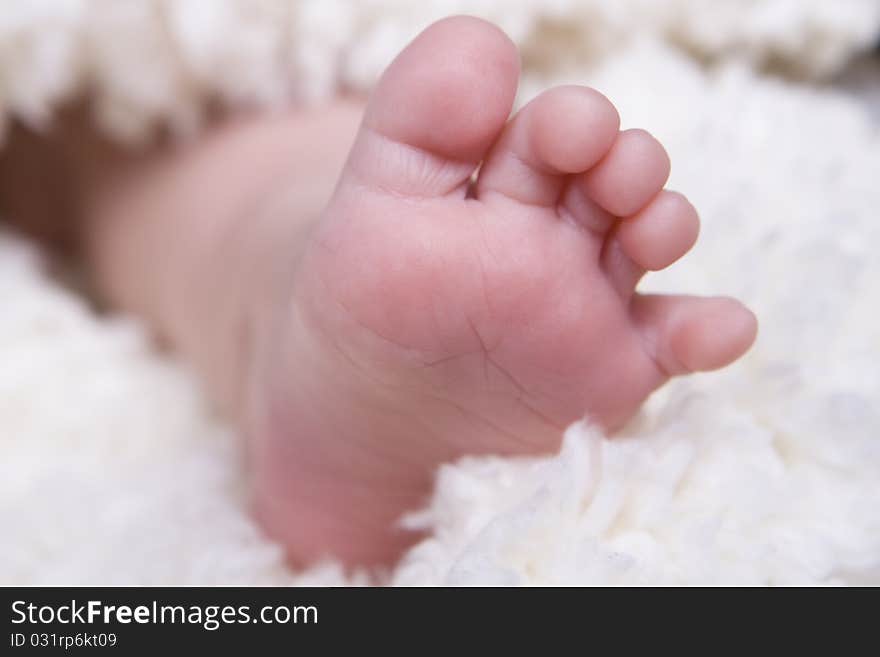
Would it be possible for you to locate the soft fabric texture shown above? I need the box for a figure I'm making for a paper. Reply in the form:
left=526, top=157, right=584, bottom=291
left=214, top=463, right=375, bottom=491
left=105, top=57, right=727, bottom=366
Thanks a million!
left=4, top=0, right=879, bottom=141
left=1, top=1, right=879, bottom=585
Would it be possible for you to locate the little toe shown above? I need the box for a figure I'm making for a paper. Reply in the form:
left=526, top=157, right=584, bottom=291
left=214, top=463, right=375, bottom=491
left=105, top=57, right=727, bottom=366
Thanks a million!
left=632, top=294, right=758, bottom=376
left=581, top=129, right=670, bottom=217
left=475, top=85, right=620, bottom=206
left=617, top=190, right=700, bottom=271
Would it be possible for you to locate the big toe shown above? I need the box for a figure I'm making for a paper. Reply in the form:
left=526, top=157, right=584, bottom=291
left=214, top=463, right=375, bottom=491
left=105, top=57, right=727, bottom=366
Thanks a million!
left=345, top=16, right=520, bottom=197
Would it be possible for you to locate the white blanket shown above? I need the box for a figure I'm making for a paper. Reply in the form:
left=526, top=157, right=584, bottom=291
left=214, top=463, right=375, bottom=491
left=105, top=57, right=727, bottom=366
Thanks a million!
left=1, top=0, right=879, bottom=585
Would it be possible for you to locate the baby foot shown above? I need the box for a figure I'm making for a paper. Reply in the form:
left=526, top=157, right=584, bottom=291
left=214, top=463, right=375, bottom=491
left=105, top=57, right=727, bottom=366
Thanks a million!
left=247, top=17, right=757, bottom=567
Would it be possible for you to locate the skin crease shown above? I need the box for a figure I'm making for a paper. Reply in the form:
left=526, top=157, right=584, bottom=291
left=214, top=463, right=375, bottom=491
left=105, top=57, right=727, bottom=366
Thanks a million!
left=0, top=17, right=757, bottom=568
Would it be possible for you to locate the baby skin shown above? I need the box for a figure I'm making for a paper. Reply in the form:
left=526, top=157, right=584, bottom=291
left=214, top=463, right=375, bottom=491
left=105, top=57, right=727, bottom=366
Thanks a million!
left=26, top=17, right=757, bottom=567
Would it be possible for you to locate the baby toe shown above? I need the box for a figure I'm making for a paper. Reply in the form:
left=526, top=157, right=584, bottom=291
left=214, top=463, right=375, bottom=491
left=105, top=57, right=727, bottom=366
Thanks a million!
left=581, top=129, right=670, bottom=217
left=617, top=190, right=699, bottom=271
left=632, top=294, right=758, bottom=376
left=476, top=85, right=620, bottom=206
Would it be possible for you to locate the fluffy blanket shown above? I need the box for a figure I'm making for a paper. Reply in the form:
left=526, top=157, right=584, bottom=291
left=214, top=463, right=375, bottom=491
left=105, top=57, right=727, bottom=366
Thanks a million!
left=1, top=0, right=879, bottom=585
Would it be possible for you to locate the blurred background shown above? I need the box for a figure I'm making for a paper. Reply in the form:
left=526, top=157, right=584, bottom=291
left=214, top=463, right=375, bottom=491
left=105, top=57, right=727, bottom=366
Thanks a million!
left=0, top=0, right=878, bottom=585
